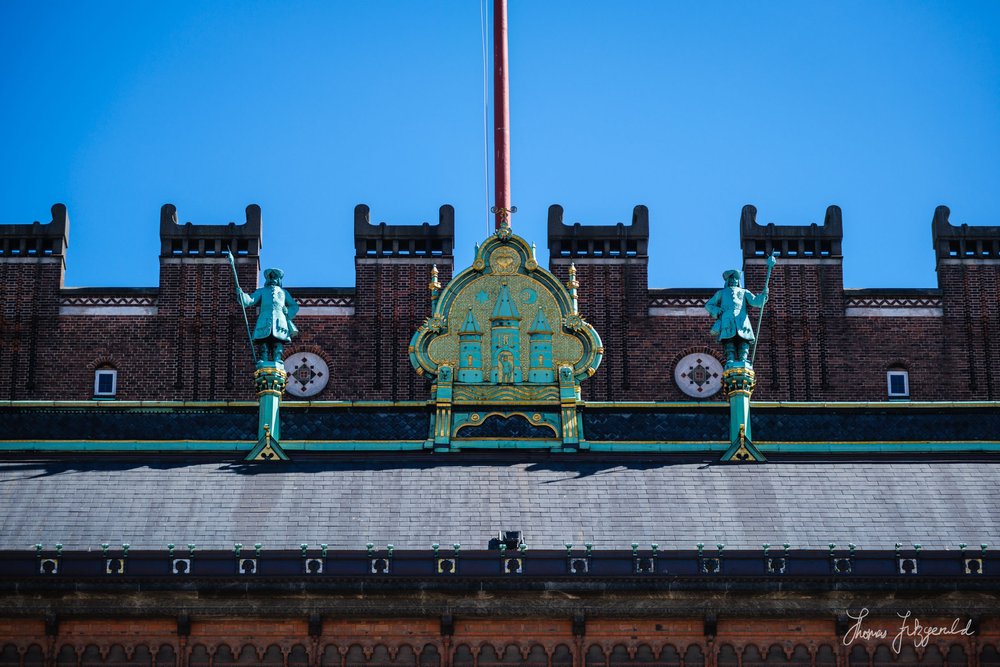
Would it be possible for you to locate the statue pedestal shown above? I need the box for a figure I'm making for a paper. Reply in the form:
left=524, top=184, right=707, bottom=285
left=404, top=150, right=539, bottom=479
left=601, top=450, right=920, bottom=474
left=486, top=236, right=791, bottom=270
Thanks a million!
left=247, top=361, right=289, bottom=461
left=720, top=362, right=765, bottom=463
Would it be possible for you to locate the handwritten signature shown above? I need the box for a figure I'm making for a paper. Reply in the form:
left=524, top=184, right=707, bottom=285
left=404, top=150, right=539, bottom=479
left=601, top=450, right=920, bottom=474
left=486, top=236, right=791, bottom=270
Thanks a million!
left=843, top=608, right=974, bottom=654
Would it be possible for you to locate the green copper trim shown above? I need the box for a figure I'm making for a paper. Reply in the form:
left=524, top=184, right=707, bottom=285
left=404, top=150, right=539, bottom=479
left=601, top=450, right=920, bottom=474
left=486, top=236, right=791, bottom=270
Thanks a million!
left=588, top=442, right=730, bottom=453
left=761, top=442, right=1000, bottom=453
left=284, top=441, right=426, bottom=451
left=0, top=441, right=250, bottom=452
left=583, top=400, right=1000, bottom=409
left=2, top=440, right=998, bottom=454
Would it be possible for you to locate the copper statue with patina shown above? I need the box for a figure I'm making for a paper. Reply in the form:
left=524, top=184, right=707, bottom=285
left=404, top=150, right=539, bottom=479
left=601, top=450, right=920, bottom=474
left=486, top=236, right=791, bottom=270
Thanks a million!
left=706, top=256, right=776, bottom=463
left=236, top=267, right=300, bottom=365
left=705, top=268, right=768, bottom=366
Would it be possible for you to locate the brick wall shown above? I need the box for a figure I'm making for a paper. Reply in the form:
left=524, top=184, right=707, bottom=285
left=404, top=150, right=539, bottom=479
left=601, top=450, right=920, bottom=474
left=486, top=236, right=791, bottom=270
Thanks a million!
left=1, top=203, right=997, bottom=403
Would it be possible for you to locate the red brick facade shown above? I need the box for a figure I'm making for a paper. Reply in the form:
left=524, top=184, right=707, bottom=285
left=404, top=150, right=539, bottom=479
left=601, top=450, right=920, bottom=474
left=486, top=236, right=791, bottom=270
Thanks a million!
left=1, top=202, right=997, bottom=403
left=1, top=614, right=996, bottom=666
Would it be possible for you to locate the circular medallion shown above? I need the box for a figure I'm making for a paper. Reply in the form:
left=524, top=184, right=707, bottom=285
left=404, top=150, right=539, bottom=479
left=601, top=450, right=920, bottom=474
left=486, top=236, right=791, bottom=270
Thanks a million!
left=284, top=352, right=330, bottom=398
left=489, top=247, right=520, bottom=275
left=674, top=353, right=723, bottom=398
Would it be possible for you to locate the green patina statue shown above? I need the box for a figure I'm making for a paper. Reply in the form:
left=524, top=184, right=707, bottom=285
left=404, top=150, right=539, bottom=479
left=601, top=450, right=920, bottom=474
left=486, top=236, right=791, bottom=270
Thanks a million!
left=237, top=267, right=300, bottom=364
left=706, top=256, right=776, bottom=464
left=705, top=269, right=768, bottom=365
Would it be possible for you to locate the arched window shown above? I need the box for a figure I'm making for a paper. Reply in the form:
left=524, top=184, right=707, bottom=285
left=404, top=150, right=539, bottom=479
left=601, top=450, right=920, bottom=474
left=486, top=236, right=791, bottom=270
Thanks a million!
left=551, top=645, right=573, bottom=667
left=320, top=645, right=341, bottom=667
left=0, top=645, right=19, bottom=667
left=716, top=645, right=738, bottom=667
left=24, top=645, right=45, bottom=667
left=815, top=645, right=836, bottom=667
left=584, top=645, right=606, bottom=667
left=154, top=646, right=177, bottom=667
left=981, top=645, right=1000, bottom=667
left=81, top=646, right=102, bottom=667
left=848, top=645, right=869, bottom=667
left=188, top=646, right=210, bottom=667
left=683, top=646, right=704, bottom=667
left=260, top=646, right=283, bottom=667
left=451, top=646, right=474, bottom=667
left=288, top=646, right=309, bottom=667
left=418, top=646, right=440, bottom=667
left=56, top=646, right=78, bottom=667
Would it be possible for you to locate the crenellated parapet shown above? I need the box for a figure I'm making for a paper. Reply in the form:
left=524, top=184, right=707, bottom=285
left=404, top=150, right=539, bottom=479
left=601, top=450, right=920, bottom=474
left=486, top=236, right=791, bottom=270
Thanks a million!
left=0, top=199, right=998, bottom=403
left=547, top=204, right=648, bottom=260
left=931, top=205, right=1000, bottom=400
left=159, top=203, right=261, bottom=259
left=740, top=204, right=843, bottom=260
left=546, top=205, right=649, bottom=399
left=353, top=204, right=454, bottom=259
left=0, top=203, right=69, bottom=265
left=352, top=205, right=456, bottom=400
left=932, top=205, right=1000, bottom=264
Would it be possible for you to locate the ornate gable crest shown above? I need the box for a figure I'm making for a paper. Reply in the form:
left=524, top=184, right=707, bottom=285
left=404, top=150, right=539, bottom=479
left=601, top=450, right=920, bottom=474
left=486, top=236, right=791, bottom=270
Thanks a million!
left=409, top=222, right=603, bottom=451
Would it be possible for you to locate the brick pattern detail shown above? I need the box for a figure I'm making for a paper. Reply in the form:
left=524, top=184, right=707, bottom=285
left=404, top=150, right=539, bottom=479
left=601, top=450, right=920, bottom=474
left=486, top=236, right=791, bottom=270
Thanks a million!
left=844, top=295, right=943, bottom=309
left=296, top=295, right=355, bottom=308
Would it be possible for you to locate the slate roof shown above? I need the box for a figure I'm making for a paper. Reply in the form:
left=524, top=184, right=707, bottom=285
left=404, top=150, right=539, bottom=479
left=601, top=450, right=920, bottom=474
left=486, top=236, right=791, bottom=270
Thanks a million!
left=2, top=457, right=997, bottom=551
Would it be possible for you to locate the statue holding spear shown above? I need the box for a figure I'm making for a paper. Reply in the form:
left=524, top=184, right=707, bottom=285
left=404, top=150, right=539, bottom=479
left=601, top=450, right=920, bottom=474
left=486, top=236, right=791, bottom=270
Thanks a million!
left=226, top=251, right=299, bottom=366
left=225, top=250, right=298, bottom=461
left=705, top=254, right=776, bottom=463
left=705, top=255, right=777, bottom=367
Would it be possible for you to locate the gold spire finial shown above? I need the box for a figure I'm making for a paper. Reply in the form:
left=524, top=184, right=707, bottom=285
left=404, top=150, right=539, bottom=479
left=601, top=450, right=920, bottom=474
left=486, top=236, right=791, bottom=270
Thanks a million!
left=429, top=264, right=441, bottom=292
left=567, top=263, right=580, bottom=314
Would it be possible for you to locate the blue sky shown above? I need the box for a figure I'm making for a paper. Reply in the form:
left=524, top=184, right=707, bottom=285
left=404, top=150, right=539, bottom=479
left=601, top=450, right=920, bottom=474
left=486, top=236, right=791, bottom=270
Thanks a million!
left=2, top=1, right=998, bottom=289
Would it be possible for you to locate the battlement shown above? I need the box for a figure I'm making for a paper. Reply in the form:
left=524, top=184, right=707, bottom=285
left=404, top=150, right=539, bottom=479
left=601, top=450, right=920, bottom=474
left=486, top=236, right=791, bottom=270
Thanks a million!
left=740, top=204, right=843, bottom=260
left=354, top=204, right=454, bottom=259
left=159, top=204, right=261, bottom=258
left=0, top=204, right=69, bottom=259
left=547, top=205, right=649, bottom=260
left=932, top=205, right=1000, bottom=263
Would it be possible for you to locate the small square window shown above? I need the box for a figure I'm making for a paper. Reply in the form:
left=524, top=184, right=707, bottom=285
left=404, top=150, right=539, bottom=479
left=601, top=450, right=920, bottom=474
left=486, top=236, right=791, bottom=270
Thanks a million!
left=94, top=369, right=117, bottom=397
left=886, top=370, right=909, bottom=398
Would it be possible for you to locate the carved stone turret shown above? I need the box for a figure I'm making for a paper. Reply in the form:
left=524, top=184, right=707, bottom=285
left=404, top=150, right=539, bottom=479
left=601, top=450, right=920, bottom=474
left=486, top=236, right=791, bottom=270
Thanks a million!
left=457, top=309, right=484, bottom=383
left=490, top=282, right=522, bottom=384
left=527, top=307, right=554, bottom=383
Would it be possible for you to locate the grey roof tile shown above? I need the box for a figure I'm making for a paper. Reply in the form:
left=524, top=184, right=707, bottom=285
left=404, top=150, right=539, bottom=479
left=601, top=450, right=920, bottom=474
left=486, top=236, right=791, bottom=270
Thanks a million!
left=1, top=458, right=998, bottom=551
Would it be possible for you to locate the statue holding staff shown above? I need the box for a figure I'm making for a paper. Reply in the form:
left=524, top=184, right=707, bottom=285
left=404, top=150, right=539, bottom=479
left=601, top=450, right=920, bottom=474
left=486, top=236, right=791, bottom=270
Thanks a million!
left=705, top=264, right=772, bottom=366
left=235, top=267, right=300, bottom=364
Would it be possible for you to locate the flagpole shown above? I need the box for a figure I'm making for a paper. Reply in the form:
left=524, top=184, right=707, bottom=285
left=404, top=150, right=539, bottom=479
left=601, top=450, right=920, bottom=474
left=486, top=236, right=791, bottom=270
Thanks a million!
left=750, top=254, right=777, bottom=366
left=226, top=248, right=257, bottom=364
left=493, top=0, right=511, bottom=230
